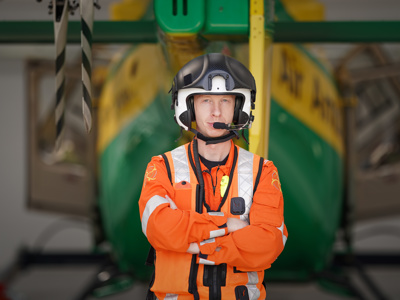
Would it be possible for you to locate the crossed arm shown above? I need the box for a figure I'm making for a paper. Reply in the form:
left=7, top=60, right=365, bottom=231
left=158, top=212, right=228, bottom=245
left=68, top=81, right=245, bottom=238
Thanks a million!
left=139, top=156, right=287, bottom=270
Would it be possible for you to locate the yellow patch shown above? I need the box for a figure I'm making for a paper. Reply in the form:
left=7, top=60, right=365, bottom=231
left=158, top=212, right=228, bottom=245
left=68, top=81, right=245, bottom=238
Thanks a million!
left=145, top=164, right=157, bottom=182
left=220, top=175, right=229, bottom=198
left=271, top=170, right=282, bottom=192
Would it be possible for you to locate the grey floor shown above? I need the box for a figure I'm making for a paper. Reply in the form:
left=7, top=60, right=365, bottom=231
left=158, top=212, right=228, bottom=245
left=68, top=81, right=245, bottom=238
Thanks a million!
left=1, top=214, right=400, bottom=300
left=4, top=263, right=400, bottom=300
left=2, top=216, right=400, bottom=300
left=5, top=215, right=400, bottom=300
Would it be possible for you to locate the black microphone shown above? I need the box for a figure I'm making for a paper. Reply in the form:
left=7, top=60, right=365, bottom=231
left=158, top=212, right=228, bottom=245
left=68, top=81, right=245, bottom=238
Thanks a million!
left=213, top=122, right=229, bottom=130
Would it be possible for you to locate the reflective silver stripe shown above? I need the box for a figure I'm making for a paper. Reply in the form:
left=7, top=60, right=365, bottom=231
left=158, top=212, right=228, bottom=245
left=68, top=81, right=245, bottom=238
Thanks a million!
left=246, top=271, right=260, bottom=300
left=238, top=148, right=254, bottom=221
left=277, top=221, right=287, bottom=246
left=171, top=145, right=190, bottom=183
left=164, top=294, right=178, bottom=300
left=210, top=229, right=225, bottom=239
left=141, top=195, right=169, bottom=237
left=247, top=284, right=261, bottom=300
left=200, top=238, right=215, bottom=246
left=247, top=272, right=259, bottom=285
left=199, top=258, right=215, bottom=265
left=208, top=212, right=224, bottom=216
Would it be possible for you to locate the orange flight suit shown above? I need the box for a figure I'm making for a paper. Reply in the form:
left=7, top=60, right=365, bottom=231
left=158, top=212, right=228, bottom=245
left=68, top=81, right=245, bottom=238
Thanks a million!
left=139, top=140, right=287, bottom=300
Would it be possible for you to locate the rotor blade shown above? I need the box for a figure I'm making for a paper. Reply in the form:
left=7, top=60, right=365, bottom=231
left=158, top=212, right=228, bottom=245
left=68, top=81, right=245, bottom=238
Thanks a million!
left=53, top=0, right=69, bottom=150
left=80, top=0, right=94, bottom=133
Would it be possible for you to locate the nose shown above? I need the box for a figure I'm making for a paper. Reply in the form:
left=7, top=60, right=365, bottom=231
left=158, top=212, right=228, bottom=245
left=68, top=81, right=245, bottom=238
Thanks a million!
left=211, top=102, right=221, bottom=117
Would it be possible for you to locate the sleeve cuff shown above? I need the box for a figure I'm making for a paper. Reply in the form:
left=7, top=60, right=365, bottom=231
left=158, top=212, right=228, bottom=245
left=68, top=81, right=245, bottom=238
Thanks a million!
left=206, top=212, right=227, bottom=227
left=209, top=226, right=227, bottom=239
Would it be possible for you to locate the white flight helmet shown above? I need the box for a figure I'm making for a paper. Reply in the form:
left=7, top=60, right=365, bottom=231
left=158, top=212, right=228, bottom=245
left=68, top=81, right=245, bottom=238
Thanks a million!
left=171, top=53, right=256, bottom=132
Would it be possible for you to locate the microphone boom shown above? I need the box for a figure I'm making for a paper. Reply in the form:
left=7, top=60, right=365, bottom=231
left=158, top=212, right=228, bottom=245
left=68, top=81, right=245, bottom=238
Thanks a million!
left=213, top=122, right=249, bottom=130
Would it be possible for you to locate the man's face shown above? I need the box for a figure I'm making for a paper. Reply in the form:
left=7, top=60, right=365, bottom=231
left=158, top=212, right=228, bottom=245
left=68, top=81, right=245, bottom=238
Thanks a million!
left=193, top=94, right=235, bottom=138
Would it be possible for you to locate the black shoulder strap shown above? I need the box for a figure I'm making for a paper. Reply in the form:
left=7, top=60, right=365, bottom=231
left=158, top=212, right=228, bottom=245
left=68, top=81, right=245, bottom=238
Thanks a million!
left=161, top=153, right=172, bottom=185
left=145, top=245, right=155, bottom=266
left=146, top=271, right=156, bottom=300
left=253, top=157, right=264, bottom=195
left=145, top=246, right=156, bottom=298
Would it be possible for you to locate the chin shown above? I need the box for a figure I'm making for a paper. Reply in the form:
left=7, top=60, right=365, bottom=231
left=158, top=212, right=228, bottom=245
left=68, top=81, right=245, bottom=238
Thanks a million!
left=205, top=130, right=229, bottom=138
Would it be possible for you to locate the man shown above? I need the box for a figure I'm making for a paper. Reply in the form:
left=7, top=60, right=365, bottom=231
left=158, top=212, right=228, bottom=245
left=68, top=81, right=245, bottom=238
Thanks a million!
left=139, top=53, right=287, bottom=300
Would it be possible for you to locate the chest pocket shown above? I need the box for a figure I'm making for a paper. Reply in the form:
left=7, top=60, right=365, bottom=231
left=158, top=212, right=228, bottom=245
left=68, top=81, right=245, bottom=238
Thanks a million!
left=173, top=181, right=192, bottom=210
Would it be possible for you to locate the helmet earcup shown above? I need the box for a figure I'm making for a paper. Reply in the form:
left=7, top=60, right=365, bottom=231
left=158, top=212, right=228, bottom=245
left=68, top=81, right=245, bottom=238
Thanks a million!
left=233, top=96, right=242, bottom=124
left=187, top=96, right=195, bottom=122
left=237, top=110, right=250, bottom=126
left=190, top=96, right=195, bottom=121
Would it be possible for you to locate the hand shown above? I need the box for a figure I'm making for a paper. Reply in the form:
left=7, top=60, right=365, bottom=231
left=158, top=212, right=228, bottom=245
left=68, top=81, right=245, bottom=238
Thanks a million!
left=187, top=243, right=200, bottom=254
left=227, top=218, right=249, bottom=233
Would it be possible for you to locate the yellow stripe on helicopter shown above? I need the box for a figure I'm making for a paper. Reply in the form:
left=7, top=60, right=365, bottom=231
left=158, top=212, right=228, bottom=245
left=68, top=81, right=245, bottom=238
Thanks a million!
left=97, top=45, right=169, bottom=153
left=271, top=44, right=344, bottom=156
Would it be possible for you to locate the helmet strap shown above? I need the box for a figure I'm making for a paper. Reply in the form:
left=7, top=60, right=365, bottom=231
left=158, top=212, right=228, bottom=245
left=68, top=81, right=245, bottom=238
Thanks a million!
left=190, top=129, right=239, bottom=145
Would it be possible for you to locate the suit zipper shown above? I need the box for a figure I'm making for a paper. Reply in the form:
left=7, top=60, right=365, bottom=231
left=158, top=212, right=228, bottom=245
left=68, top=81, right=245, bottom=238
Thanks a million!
left=203, top=165, right=221, bottom=196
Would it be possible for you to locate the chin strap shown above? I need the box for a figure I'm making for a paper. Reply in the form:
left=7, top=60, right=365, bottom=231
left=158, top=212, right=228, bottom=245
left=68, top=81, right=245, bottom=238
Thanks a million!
left=190, top=129, right=239, bottom=145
